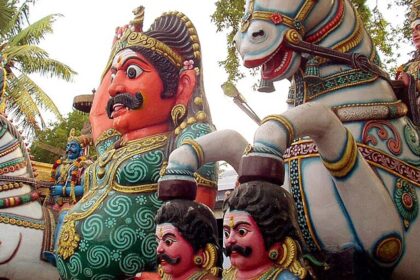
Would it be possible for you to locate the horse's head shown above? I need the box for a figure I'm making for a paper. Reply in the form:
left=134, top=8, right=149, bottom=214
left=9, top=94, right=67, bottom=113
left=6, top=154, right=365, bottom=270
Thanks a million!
left=235, top=0, right=323, bottom=81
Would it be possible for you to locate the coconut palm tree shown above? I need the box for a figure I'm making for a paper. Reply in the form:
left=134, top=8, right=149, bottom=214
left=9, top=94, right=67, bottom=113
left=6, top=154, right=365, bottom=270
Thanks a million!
left=0, top=0, right=76, bottom=136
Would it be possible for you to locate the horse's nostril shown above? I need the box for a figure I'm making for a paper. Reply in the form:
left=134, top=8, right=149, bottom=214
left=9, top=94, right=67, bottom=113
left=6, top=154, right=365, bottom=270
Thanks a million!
left=252, top=30, right=265, bottom=38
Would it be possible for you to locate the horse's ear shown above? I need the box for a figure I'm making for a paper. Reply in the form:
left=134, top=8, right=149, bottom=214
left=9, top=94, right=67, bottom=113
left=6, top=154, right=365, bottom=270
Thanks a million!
left=175, top=69, right=196, bottom=107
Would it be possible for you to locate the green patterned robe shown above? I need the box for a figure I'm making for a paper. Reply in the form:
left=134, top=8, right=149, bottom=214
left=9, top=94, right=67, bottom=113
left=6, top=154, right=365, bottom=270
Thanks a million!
left=56, top=124, right=217, bottom=280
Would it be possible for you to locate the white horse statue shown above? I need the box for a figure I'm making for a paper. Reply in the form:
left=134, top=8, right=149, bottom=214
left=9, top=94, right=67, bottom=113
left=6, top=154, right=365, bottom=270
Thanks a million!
left=0, top=106, right=58, bottom=278
left=233, top=0, right=419, bottom=278
left=159, top=0, right=420, bottom=279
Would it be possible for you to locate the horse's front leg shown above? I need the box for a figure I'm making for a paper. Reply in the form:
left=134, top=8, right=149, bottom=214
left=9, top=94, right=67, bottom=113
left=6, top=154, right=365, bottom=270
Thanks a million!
left=247, top=102, right=403, bottom=267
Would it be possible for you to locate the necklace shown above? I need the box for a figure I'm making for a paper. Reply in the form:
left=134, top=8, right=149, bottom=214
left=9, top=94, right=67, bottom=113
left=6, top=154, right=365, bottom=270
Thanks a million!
left=223, top=266, right=283, bottom=280
left=162, top=270, right=208, bottom=280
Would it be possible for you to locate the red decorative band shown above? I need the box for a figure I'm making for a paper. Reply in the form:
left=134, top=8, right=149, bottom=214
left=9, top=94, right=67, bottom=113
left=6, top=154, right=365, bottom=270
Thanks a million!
left=284, top=141, right=420, bottom=187
left=305, top=0, right=345, bottom=43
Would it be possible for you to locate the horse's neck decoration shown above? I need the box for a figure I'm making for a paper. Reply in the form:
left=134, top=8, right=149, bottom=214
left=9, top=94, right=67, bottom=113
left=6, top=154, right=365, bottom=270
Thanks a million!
left=56, top=8, right=218, bottom=280
left=0, top=113, right=58, bottom=279
left=234, top=0, right=420, bottom=278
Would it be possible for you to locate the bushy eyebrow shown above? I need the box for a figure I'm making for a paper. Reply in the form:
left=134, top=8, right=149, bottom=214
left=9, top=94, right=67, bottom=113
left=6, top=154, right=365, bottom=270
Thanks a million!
left=156, top=232, right=177, bottom=240
left=223, top=221, right=251, bottom=230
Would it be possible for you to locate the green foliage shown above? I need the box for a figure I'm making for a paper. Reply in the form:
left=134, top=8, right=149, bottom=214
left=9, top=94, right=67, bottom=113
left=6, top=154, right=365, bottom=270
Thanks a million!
left=30, top=111, right=89, bottom=163
left=211, top=0, right=245, bottom=81
left=0, top=0, right=76, bottom=136
left=212, top=0, right=411, bottom=82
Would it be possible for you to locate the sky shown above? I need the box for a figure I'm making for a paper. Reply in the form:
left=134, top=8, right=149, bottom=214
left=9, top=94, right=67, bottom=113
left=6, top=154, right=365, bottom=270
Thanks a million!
left=28, top=0, right=413, bottom=143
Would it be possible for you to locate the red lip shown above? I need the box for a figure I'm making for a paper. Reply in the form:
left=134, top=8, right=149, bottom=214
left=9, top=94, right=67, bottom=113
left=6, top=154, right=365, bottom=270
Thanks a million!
left=261, top=47, right=292, bottom=80
left=243, top=45, right=292, bottom=81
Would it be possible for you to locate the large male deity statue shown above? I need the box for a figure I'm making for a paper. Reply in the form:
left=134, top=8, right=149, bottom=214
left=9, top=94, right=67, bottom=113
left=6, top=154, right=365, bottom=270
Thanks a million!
left=222, top=181, right=308, bottom=280
left=55, top=8, right=217, bottom=279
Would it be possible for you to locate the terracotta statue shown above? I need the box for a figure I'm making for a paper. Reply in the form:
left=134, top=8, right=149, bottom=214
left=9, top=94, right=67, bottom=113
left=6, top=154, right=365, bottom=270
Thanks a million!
left=396, top=0, right=420, bottom=125
left=136, top=199, right=221, bottom=280
left=234, top=0, right=420, bottom=278
left=55, top=8, right=217, bottom=279
left=222, top=181, right=307, bottom=280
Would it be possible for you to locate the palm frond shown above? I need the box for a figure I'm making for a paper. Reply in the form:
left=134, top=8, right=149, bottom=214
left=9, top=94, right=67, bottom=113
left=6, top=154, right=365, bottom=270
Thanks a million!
left=5, top=74, right=44, bottom=132
left=3, top=44, right=48, bottom=61
left=15, top=73, right=63, bottom=121
left=19, top=56, right=76, bottom=81
left=0, top=0, right=14, bottom=35
left=9, top=14, right=61, bottom=46
left=3, top=0, right=31, bottom=37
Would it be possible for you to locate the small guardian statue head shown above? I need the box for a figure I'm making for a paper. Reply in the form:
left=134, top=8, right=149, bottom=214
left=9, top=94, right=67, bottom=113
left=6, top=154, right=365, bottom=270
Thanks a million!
left=155, top=200, right=222, bottom=280
left=222, top=181, right=308, bottom=280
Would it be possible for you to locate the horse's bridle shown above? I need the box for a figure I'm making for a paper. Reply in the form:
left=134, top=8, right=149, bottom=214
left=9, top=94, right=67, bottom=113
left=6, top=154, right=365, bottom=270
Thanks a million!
left=239, top=0, right=390, bottom=82
left=240, top=0, right=317, bottom=36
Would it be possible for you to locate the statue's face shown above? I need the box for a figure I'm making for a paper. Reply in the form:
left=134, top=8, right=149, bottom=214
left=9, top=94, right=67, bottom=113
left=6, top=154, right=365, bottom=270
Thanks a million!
left=66, top=140, right=82, bottom=160
left=156, top=223, right=194, bottom=278
left=223, top=210, right=271, bottom=271
left=107, top=49, right=176, bottom=135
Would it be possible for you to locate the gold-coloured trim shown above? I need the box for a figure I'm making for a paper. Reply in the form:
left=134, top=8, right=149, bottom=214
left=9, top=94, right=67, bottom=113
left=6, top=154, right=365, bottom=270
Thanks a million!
left=65, top=133, right=169, bottom=222
left=0, top=215, right=44, bottom=230
left=262, top=115, right=295, bottom=145
left=112, top=183, right=157, bottom=194
left=194, top=173, right=217, bottom=189
left=322, top=129, right=358, bottom=178
left=116, top=29, right=183, bottom=67
left=182, top=139, right=204, bottom=167
left=94, top=129, right=121, bottom=148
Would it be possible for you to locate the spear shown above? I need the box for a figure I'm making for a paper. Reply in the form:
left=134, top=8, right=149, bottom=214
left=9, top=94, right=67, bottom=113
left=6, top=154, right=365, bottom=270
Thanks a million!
left=221, top=82, right=262, bottom=125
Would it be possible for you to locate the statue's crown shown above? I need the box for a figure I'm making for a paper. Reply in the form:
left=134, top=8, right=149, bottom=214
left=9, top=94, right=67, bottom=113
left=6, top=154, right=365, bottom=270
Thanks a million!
left=67, top=128, right=81, bottom=144
left=104, top=7, right=201, bottom=76
left=410, top=0, right=420, bottom=28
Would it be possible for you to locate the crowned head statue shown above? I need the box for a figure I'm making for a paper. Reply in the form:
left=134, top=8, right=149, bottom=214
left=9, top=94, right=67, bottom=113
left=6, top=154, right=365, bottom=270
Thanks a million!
left=65, top=128, right=84, bottom=160
left=101, top=7, right=212, bottom=144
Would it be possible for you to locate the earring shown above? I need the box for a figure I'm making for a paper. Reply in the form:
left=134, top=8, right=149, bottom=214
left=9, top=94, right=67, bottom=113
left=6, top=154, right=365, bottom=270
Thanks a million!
left=202, top=243, right=219, bottom=276
left=171, top=104, right=187, bottom=127
left=194, top=255, right=203, bottom=266
left=269, top=249, right=279, bottom=261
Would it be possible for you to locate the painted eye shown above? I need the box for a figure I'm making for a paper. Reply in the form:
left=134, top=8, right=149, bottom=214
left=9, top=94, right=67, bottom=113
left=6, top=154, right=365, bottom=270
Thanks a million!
left=126, top=65, right=143, bottom=79
left=238, top=228, right=248, bottom=237
left=110, top=73, right=116, bottom=82
left=165, top=239, right=174, bottom=246
left=223, top=229, right=230, bottom=239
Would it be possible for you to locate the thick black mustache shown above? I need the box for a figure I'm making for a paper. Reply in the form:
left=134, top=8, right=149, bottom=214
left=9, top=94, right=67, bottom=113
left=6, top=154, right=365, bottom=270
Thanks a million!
left=224, top=245, right=253, bottom=257
left=106, top=92, right=144, bottom=118
left=157, top=253, right=180, bottom=265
